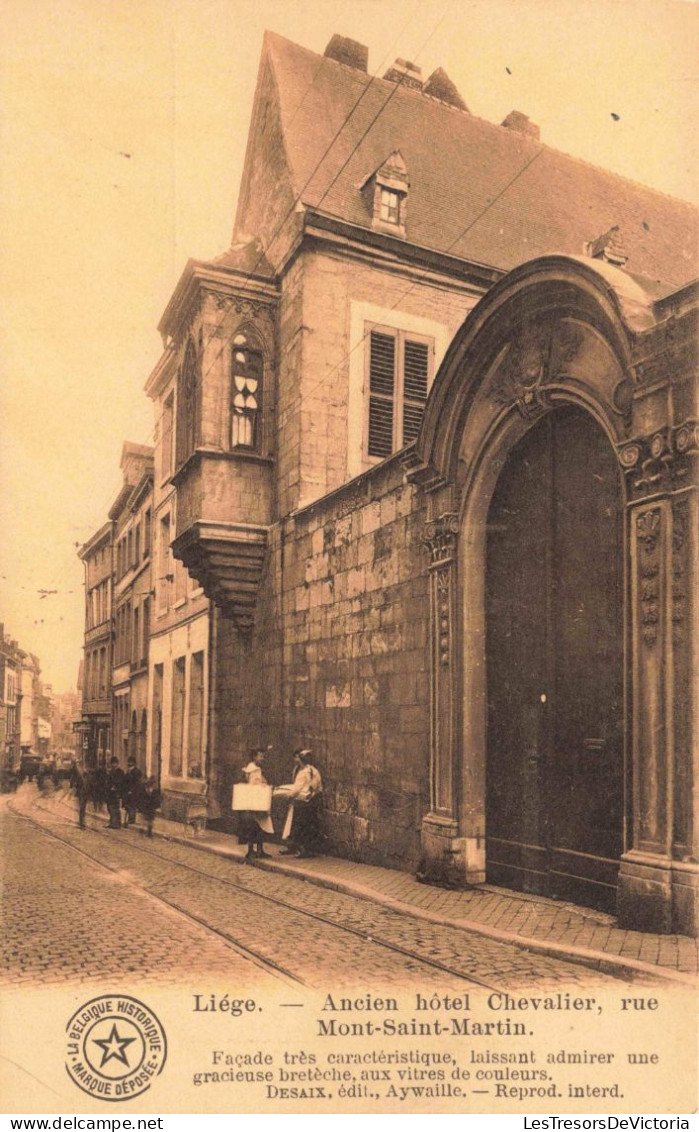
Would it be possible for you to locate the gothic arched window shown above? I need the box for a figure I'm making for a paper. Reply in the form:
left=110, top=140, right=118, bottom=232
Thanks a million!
left=177, top=338, right=199, bottom=465
left=231, top=333, right=263, bottom=450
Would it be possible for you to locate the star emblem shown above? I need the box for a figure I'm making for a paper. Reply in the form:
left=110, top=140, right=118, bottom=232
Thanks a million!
left=92, top=1023, right=136, bottom=1069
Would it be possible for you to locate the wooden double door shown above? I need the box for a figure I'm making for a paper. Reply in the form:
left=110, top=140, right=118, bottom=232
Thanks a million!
left=485, top=407, right=625, bottom=912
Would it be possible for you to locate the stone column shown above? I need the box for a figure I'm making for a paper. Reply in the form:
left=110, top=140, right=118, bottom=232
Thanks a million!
left=617, top=430, right=698, bottom=934
left=420, top=513, right=461, bottom=875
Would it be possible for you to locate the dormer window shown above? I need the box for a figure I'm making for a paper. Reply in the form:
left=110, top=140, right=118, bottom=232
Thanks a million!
left=231, top=333, right=263, bottom=449
left=379, top=188, right=401, bottom=225
left=361, top=151, right=409, bottom=237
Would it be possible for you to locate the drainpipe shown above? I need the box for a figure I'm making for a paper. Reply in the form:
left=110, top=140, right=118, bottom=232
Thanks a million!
left=206, top=601, right=219, bottom=820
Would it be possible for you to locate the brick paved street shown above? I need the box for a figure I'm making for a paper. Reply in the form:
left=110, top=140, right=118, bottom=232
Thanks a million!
left=43, top=783, right=697, bottom=982
left=2, top=789, right=622, bottom=990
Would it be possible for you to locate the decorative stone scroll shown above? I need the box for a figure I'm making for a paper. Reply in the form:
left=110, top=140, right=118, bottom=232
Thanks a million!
left=424, top=512, right=460, bottom=566
left=488, top=321, right=586, bottom=419
left=635, top=509, right=661, bottom=647
left=423, top=513, right=460, bottom=816
left=671, top=500, right=689, bottom=644
left=617, top=419, right=698, bottom=498
left=424, top=513, right=459, bottom=667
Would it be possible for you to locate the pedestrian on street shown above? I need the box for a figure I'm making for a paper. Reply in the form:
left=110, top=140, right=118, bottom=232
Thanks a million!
left=239, top=748, right=273, bottom=859
left=37, top=757, right=52, bottom=793
left=106, top=756, right=125, bottom=828
left=92, top=757, right=107, bottom=813
left=279, top=748, right=323, bottom=858
left=122, top=755, right=142, bottom=827
left=138, top=776, right=162, bottom=838
left=72, top=763, right=90, bottom=829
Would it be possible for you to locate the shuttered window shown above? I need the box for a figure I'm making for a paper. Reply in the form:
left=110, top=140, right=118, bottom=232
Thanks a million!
left=368, top=332, right=395, bottom=458
left=366, top=327, right=432, bottom=459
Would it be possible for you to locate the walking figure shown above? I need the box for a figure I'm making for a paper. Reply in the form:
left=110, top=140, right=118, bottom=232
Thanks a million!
left=106, top=757, right=125, bottom=828
left=139, top=777, right=162, bottom=838
left=71, top=762, right=90, bottom=829
left=122, top=755, right=142, bottom=826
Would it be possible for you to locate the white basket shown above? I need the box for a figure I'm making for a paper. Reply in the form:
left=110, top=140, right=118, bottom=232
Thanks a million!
left=231, top=783, right=273, bottom=812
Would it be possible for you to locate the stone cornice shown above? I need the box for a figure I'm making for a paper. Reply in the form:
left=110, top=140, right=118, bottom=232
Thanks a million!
left=157, top=259, right=280, bottom=344
left=290, top=210, right=503, bottom=294
left=144, top=345, right=177, bottom=400
left=78, top=521, right=113, bottom=561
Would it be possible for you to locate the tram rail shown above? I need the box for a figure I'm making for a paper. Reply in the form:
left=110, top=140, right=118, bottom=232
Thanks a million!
left=9, top=791, right=508, bottom=993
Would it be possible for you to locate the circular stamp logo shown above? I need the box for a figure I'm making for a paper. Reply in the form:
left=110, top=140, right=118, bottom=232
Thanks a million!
left=65, top=995, right=167, bottom=1101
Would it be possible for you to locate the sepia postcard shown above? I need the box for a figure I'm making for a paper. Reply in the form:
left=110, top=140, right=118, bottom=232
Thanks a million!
left=1, top=0, right=697, bottom=1118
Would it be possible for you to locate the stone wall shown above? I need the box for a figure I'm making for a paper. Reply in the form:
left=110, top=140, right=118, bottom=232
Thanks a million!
left=275, top=247, right=480, bottom=515
left=214, top=455, right=431, bottom=870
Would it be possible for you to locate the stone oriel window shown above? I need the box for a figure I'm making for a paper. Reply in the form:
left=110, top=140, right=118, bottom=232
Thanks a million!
left=366, top=325, right=432, bottom=459
left=230, top=333, right=263, bottom=449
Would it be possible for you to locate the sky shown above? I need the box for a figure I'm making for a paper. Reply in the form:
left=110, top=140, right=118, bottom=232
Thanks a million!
left=0, top=0, right=697, bottom=692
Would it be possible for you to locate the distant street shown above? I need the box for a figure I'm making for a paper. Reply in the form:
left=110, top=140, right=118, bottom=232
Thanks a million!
left=0, top=785, right=623, bottom=993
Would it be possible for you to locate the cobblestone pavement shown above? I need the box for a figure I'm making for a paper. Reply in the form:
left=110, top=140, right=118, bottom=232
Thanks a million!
left=2, top=791, right=620, bottom=991
left=61, top=792, right=696, bottom=979
left=0, top=807, right=258, bottom=986
left=46, top=786, right=697, bottom=981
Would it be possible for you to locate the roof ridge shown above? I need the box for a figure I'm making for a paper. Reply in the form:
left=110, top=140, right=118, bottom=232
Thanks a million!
left=266, top=28, right=697, bottom=211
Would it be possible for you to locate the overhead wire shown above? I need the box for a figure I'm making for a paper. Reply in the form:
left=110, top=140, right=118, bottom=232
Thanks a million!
left=85, top=11, right=542, bottom=521
left=170, top=5, right=452, bottom=423
left=138, top=15, right=426, bottom=449
left=295, top=145, right=545, bottom=414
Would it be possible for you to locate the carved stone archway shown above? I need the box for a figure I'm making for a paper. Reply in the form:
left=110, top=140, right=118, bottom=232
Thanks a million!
left=409, top=256, right=698, bottom=935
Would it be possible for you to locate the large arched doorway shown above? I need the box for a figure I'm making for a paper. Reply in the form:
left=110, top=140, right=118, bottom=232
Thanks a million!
left=485, top=405, right=624, bottom=912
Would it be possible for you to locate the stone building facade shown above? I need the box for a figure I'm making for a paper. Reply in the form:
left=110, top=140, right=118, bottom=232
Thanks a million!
left=130, top=31, right=696, bottom=933
left=78, top=522, right=113, bottom=765
left=144, top=347, right=210, bottom=820
left=109, top=443, right=155, bottom=771
left=0, top=625, right=24, bottom=769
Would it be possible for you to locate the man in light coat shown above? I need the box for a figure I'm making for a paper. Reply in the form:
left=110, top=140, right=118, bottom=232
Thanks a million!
left=280, top=748, right=323, bottom=858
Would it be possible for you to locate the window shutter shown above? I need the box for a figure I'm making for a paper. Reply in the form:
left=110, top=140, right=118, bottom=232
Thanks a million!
left=368, top=331, right=395, bottom=458
left=402, top=339, right=429, bottom=445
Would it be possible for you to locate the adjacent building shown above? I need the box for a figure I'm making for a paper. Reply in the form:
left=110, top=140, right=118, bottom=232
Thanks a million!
left=0, top=625, right=24, bottom=769
left=109, top=443, right=154, bottom=772
left=19, top=652, right=51, bottom=758
left=78, top=521, right=113, bottom=766
left=50, top=690, right=81, bottom=757
left=85, top=32, right=698, bottom=935
left=144, top=353, right=210, bottom=820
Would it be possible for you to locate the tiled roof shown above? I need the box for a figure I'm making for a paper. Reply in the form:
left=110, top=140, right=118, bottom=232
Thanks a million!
left=212, top=237, right=275, bottom=278
left=265, top=32, right=697, bottom=290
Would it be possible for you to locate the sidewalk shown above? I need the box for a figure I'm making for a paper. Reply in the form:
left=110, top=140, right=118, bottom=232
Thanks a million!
left=47, top=787, right=699, bottom=986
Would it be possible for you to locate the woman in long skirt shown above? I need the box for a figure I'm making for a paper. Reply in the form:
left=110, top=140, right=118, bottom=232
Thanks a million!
left=240, top=748, right=274, bottom=858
